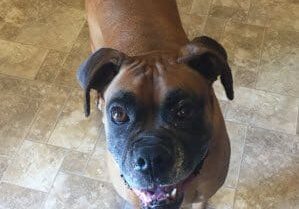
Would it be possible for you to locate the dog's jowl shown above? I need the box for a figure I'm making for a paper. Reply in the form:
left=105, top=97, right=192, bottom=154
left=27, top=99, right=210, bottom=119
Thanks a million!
left=77, top=1, right=234, bottom=209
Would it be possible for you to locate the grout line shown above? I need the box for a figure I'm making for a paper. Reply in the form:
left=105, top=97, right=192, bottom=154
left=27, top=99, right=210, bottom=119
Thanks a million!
left=225, top=117, right=298, bottom=137
left=12, top=83, right=54, bottom=157
left=232, top=124, right=248, bottom=209
left=0, top=181, right=48, bottom=194
left=33, top=49, right=51, bottom=80
left=44, top=88, right=73, bottom=144
left=60, top=170, right=113, bottom=185
left=229, top=85, right=299, bottom=100
left=83, top=116, right=106, bottom=173
left=197, top=0, right=214, bottom=33
left=296, top=106, right=299, bottom=136
left=218, top=13, right=232, bottom=43
left=40, top=153, right=67, bottom=209
left=254, top=85, right=299, bottom=99
left=61, top=169, right=111, bottom=184
left=38, top=93, right=102, bottom=206
left=244, top=0, right=252, bottom=24
left=207, top=0, right=214, bottom=15
left=52, top=20, right=87, bottom=84
left=22, top=93, right=51, bottom=140
left=201, top=0, right=214, bottom=33
left=254, top=25, right=267, bottom=90
left=23, top=138, right=83, bottom=153
left=0, top=38, right=72, bottom=53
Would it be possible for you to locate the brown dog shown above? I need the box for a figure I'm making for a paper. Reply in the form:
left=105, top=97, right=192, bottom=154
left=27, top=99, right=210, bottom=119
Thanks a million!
left=77, top=0, right=233, bottom=209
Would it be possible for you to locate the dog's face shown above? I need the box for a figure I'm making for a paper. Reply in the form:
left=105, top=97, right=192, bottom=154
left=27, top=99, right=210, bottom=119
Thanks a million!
left=77, top=37, right=233, bottom=209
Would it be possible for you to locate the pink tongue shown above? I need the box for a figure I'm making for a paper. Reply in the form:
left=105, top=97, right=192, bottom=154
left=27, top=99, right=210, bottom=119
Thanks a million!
left=133, top=189, right=167, bottom=205
left=133, top=189, right=152, bottom=204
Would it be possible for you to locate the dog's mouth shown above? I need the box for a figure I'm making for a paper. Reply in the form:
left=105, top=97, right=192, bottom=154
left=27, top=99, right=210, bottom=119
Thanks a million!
left=132, top=175, right=191, bottom=208
left=129, top=151, right=208, bottom=208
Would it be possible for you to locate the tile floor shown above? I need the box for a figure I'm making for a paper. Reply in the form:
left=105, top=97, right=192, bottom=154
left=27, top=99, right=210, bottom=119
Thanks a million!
left=0, top=0, right=298, bottom=208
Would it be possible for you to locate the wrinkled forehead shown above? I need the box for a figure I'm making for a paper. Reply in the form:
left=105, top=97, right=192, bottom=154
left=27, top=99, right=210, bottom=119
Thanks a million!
left=104, top=54, right=209, bottom=105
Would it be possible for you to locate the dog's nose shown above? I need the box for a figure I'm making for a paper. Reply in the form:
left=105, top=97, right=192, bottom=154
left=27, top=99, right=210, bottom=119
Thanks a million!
left=133, top=145, right=173, bottom=173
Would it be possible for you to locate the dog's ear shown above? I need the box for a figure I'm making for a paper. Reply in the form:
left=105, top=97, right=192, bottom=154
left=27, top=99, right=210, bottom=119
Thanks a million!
left=179, top=36, right=234, bottom=100
left=77, top=48, right=127, bottom=117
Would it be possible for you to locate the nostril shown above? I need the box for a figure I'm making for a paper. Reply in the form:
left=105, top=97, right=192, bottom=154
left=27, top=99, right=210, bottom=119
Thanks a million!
left=134, top=157, right=147, bottom=171
left=137, top=158, right=146, bottom=167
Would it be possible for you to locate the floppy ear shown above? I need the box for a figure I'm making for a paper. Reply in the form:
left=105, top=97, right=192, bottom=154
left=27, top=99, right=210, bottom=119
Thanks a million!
left=179, top=36, right=234, bottom=100
left=77, top=48, right=127, bottom=117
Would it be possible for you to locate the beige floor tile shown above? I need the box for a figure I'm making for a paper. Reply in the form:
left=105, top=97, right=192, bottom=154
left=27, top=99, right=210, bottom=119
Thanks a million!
left=180, top=14, right=206, bottom=40
left=256, top=29, right=299, bottom=97
left=25, top=85, right=71, bottom=143
left=0, top=22, right=21, bottom=41
left=0, top=20, right=4, bottom=30
left=0, top=125, right=24, bottom=157
left=246, top=0, right=271, bottom=27
left=177, top=0, right=193, bottom=14
left=48, top=90, right=100, bottom=153
left=0, top=157, right=9, bottom=180
left=213, top=0, right=250, bottom=11
left=203, top=17, right=226, bottom=41
left=83, top=127, right=109, bottom=182
left=3, top=0, right=68, bottom=26
left=190, top=0, right=212, bottom=15
left=61, top=151, right=89, bottom=175
left=0, top=0, right=12, bottom=21
left=84, top=156, right=110, bottom=183
left=2, top=140, right=67, bottom=192
left=234, top=145, right=299, bottom=209
left=226, top=87, right=298, bottom=135
left=15, top=6, right=85, bottom=52
left=224, top=121, right=247, bottom=188
left=234, top=69, right=257, bottom=88
left=222, top=22, right=264, bottom=72
left=268, top=3, right=299, bottom=32
left=0, top=76, right=51, bottom=99
left=206, top=187, right=235, bottom=209
left=90, top=128, right=107, bottom=159
left=44, top=172, right=124, bottom=209
left=247, top=0, right=299, bottom=29
left=3, top=7, right=26, bottom=27
left=209, top=5, right=248, bottom=23
left=0, top=40, right=48, bottom=79
left=35, top=50, right=68, bottom=83
left=218, top=100, right=228, bottom=116
left=245, top=126, right=299, bottom=155
left=0, top=182, right=46, bottom=209
left=56, top=0, right=85, bottom=10
left=55, top=22, right=91, bottom=87
left=0, top=92, right=41, bottom=156
left=261, top=29, right=299, bottom=65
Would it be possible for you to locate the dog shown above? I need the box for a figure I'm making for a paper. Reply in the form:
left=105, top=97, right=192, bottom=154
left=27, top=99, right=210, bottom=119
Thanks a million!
left=77, top=0, right=234, bottom=208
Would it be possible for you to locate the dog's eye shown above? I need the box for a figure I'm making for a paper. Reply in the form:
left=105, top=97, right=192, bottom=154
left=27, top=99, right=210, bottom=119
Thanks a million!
left=111, top=106, right=129, bottom=124
left=177, top=106, right=192, bottom=119
left=172, top=100, right=194, bottom=120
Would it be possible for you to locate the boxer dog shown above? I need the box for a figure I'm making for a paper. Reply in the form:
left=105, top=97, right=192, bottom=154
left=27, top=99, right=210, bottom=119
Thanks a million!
left=77, top=0, right=233, bottom=208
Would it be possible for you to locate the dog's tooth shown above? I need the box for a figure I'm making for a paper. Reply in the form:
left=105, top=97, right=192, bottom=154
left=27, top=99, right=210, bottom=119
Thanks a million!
left=171, top=188, right=177, bottom=198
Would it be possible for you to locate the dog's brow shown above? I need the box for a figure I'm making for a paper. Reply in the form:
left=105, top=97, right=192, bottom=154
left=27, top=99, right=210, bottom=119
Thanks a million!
left=161, top=89, right=204, bottom=109
left=108, top=91, right=137, bottom=106
left=163, top=89, right=191, bottom=104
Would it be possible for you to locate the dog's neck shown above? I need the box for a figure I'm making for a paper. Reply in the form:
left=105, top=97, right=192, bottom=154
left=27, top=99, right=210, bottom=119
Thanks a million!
left=94, top=0, right=188, bottom=56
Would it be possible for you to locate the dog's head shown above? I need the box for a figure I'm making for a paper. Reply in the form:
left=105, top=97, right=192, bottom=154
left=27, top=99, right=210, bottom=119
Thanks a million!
left=77, top=36, right=233, bottom=209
